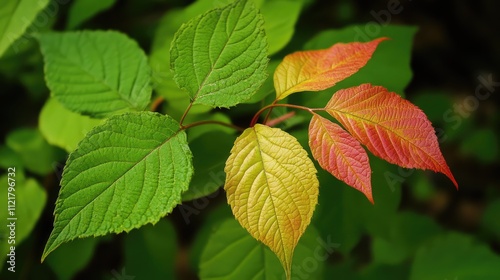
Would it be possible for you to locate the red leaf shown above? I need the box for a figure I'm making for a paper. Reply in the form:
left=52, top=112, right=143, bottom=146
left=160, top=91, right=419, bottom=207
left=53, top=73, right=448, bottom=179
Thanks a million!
left=309, top=114, right=373, bottom=203
left=326, top=84, right=458, bottom=188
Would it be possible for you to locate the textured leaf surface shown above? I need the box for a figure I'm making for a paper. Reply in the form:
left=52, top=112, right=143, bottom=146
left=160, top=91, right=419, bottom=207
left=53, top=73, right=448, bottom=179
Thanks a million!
left=308, top=114, right=372, bottom=202
left=199, top=219, right=325, bottom=280
left=170, top=0, right=268, bottom=108
left=0, top=0, right=49, bottom=57
left=38, top=31, right=152, bottom=118
left=274, top=38, right=386, bottom=100
left=224, top=124, right=319, bottom=277
left=326, top=83, right=457, bottom=187
left=39, top=98, right=103, bottom=152
left=42, top=112, right=193, bottom=260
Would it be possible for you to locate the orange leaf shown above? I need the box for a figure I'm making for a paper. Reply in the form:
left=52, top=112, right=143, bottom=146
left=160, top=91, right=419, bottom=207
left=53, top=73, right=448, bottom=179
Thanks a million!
left=326, top=83, right=458, bottom=188
left=309, top=114, right=373, bottom=203
left=274, top=38, right=387, bottom=100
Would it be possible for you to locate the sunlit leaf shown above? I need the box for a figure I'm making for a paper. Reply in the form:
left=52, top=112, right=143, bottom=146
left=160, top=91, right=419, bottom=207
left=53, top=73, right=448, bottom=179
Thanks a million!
left=42, top=112, right=193, bottom=261
left=274, top=38, right=386, bottom=100
left=38, top=31, right=152, bottom=118
left=308, top=114, right=372, bottom=202
left=224, top=124, right=319, bottom=278
left=170, top=0, right=268, bottom=108
left=326, top=83, right=457, bottom=187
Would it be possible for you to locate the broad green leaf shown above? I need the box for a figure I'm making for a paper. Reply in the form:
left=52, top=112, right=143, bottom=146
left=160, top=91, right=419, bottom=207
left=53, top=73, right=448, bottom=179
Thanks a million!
left=0, top=0, right=49, bottom=58
left=326, top=83, right=458, bottom=188
left=46, top=238, right=100, bottom=280
left=182, top=131, right=236, bottom=201
left=0, top=175, right=46, bottom=270
left=410, top=232, right=500, bottom=280
left=6, top=128, right=65, bottom=175
left=0, top=145, right=23, bottom=169
left=308, top=114, right=372, bottom=202
left=38, top=31, right=152, bottom=118
left=39, top=97, right=104, bottom=152
left=124, top=219, right=177, bottom=279
left=199, top=218, right=326, bottom=280
left=274, top=38, right=386, bottom=100
left=170, top=0, right=268, bottom=108
left=66, top=0, right=116, bottom=29
left=224, top=124, right=319, bottom=278
left=42, top=112, right=193, bottom=261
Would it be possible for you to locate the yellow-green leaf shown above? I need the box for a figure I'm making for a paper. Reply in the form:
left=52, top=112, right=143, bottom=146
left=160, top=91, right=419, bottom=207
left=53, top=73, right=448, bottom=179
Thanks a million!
left=224, top=124, right=319, bottom=279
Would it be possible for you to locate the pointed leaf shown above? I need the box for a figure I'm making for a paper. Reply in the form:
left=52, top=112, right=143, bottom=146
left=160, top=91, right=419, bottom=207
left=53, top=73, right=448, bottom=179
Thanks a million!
left=38, top=31, right=152, bottom=118
left=308, top=114, right=372, bottom=203
left=0, top=0, right=49, bottom=57
left=224, top=124, right=319, bottom=278
left=170, top=0, right=268, bottom=108
left=326, top=83, right=457, bottom=187
left=42, top=112, right=193, bottom=261
left=274, top=38, right=387, bottom=100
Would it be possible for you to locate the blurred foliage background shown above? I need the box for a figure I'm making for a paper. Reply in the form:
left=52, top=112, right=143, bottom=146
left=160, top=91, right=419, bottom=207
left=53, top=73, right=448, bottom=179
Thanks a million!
left=0, top=0, right=499, bottom=279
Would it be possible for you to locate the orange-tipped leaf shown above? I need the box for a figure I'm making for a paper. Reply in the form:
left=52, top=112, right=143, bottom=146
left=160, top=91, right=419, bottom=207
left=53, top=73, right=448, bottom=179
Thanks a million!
left=326, top=83, right=458, bottom=188
left=274, top=38, right=387, bottom=100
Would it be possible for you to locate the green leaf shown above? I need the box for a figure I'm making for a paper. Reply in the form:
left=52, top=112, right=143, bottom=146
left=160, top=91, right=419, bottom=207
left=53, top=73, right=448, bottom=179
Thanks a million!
left=224, top=124, right=319, bottom=278
left=38, top=31, right=152, bottom=118
left=410, top=232, right=500, bottom=280
left=481, top=199, right=500, bottom=241
left=170, top=0, right=268, bottom=108
left=42, top=112, right=193, bottom=261
left=0, top=0, right=49, bottom=58
left=124, top=219, right=177, bottom=279
left=66, top=0, right=116, bottom=29
left=39, top=97, right=104, bottom=152
left=460, top=128, right=498, bottom=163
left=6, top=128, right=65, bottom=175
left=199, top=218, right=327, bottom=280
left=46, top=238, right=100, bottom=280
left=0, top=175, right=46, bottom=270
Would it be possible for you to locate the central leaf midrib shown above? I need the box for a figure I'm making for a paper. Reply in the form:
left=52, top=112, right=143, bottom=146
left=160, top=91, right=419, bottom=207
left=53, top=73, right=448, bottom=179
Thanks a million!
left=59, top=127, right=183, bottom=237
left=191, top=2, right=245, bottom=103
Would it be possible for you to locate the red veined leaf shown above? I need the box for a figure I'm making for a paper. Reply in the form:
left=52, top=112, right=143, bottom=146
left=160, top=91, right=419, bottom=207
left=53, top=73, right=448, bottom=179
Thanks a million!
left=309, top=114, right=373, bottom=203
left=326, top=83, right=458, bottom=188
left=273, top=37, right=387, bottom=100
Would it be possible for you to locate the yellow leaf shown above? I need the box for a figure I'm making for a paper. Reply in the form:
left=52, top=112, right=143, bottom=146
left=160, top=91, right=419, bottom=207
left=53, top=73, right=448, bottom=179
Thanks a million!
left=224, top=124, right=319, bottom=279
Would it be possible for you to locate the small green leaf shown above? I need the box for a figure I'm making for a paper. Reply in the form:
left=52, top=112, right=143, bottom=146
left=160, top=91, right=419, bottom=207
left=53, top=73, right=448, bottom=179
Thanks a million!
left=66, top=0, right=116, bottom=29
left=0, top=175, right=46, bottom=270
left=225, top=124, right=319, bottom=278
left=42, top=112, right=193, bottom=261
left=38, top=31, right=152, bottom=118
left=170, top=0, right=268, bottom=108
left=39, top=97, right=104, bottom=152
left=199, top=218, right=326, bottom=280
left=6, top=128, right=65, bottom=175
left=0, top=0, right=49, bottom=57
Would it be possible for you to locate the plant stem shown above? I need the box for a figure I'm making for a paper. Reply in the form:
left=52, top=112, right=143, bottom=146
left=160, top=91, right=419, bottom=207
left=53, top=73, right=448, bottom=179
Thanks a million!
left=179, top=101, right=194, bottom=126
left=250, top=103, right=324, bottom=126
left=150, top=96, right=165, bottom=112
left=181, top=120, right=245, bottom=132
